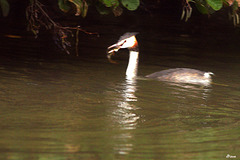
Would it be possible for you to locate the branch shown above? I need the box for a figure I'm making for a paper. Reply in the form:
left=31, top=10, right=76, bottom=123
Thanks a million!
left=26, top=0, right=99, bottom=55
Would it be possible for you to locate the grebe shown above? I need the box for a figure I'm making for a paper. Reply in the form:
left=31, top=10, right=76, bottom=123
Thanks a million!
left=107, top=32, right=214, bottom=85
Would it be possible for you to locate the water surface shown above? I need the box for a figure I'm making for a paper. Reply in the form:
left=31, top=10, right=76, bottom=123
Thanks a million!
left=0, top=19, right=240, bottom=160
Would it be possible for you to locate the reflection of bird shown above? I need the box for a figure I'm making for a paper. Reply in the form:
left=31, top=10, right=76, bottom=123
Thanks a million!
left=107, top=32, right=214, bottom=86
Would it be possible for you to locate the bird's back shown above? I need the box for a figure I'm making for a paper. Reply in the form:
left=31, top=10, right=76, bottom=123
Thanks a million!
left=146, top=68, right=212, bottom=85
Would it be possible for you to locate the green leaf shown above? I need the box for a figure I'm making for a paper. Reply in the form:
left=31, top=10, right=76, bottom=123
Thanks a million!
left=100, top=0, right=119, bottom=8
left=195, top=1, right=209, bottom=14
left=58, top=0, right=71, bottom=12
left=121, top=0, right=139, bottom=11
left=0, top=0, right=9, bottom=17
left=206, top=0, right=223, bottom=11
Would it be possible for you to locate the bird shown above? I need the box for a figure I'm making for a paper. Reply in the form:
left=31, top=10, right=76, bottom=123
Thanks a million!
left=107, top=32, right=214, bottom=86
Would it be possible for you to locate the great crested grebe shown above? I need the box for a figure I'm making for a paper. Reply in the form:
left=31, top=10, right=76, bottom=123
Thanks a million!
left=107, top=32, right=214, bottom=85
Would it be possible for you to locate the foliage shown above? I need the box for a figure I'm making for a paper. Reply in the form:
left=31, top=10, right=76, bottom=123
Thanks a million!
left=1, top=0, right=240, bottom=23
left=182, top=0, right=240, bottom=25
left=58, top=0, right=88, bottom=17
left=57, top=0, right=140, bottom=17
left=121, top=0, right=140, bottom=11
left=0, top=0, right=140, bottom=18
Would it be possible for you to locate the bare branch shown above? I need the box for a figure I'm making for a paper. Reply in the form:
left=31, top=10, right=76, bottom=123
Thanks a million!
left=26, top=0, right=99, bottom=55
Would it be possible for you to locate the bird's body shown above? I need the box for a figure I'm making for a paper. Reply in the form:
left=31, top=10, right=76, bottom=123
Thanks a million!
left=107, top=32, right=214, bottom=86
left=146, top=68, right=213, bottom=85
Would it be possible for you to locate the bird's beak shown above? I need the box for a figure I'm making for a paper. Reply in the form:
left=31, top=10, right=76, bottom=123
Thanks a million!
left=107, top=43, right=120, bottom=56
left=106, top=40, right=126, bottom=62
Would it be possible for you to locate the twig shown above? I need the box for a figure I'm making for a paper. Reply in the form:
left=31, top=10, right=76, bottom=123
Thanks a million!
left=26, top=0, right=99, bottom=55
left=62, top=26, right=99, bottom=36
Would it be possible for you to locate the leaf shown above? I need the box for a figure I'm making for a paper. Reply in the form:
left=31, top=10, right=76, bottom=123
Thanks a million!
left=195, top=1, right=209, bottom=14
left=82, top=0, right=88, bottom=17
left=69, top=0, right=83, bottom=16
left=67, top=0, right=88, bottom=17
left=58, top=0, right=71, bottom=12
left=121, top=0, right=139, bottom=11
left=100, top=0, right=119, bottom=7
left=0, top=0, right=9, bottom=17
left=206, top=0, right=223, bottom=11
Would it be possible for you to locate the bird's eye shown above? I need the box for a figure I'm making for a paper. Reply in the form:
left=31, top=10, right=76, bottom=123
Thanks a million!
left=119, top=40, right=127, bottom=47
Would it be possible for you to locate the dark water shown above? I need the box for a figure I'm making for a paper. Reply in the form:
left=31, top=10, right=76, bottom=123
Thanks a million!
left=0, top=15, right=240, bottom=160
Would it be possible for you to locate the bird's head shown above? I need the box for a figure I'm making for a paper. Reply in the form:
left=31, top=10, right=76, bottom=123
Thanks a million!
left=107, top=32, right=138, bottom=62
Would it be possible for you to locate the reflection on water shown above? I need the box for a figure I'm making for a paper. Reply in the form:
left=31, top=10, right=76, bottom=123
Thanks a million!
left=122, top=79, right=138, bottom=102
left=108, top=77, right=139, bottom=155
left=166, top=82, right=212, bottom=101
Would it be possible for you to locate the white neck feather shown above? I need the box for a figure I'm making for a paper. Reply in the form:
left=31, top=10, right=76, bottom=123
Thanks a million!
left=126, top=50, right=139, bottom=79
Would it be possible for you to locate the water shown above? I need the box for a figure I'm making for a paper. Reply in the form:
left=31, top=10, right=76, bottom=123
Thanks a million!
left=1, top=17, right=240, bottom=160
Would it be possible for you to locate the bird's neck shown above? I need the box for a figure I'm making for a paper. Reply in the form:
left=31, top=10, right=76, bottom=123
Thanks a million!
left=126, top=50, right=139, bottom=80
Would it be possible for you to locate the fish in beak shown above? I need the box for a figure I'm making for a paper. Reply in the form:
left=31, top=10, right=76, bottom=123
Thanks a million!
left=106, top=40, right=126, bottom=63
